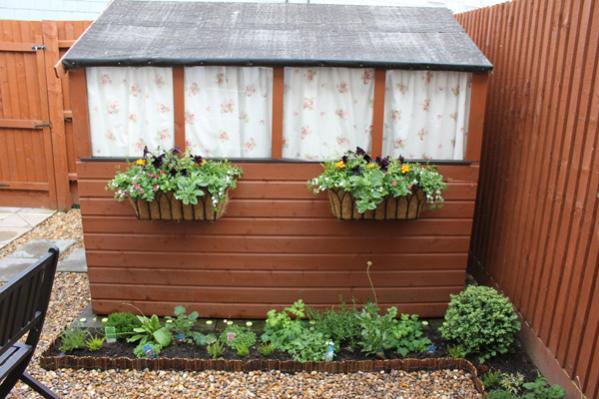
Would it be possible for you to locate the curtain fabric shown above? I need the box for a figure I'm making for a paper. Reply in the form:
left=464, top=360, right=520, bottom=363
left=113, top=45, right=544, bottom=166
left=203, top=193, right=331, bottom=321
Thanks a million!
left=382, top=70, right=471, bottom=160
left=282, top=67, right=375, bottom=161
left=184, top=66, right=273, bottom=158
left=87, top=67, right=174, bottom=157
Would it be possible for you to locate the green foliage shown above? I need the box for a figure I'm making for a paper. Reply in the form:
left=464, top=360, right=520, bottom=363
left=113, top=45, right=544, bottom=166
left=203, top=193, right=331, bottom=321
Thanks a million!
left=165, top=306, right=204, bottom=344
left=193, top=333, right=216, bottom=347
left=133, top=342, right=161, bottom=358
left=105, top=312, right=141, bottom=340
left=487, top=391, right=518, bottom=399
left=207, top=341, right=225, bottom=359
left=85, top=335, right=105, bottom=352
left=107, top=148, right=242, bottom=208
left=446, top=344, right=468, bottom=359
left=59, top=326, right=87, bottom=353
left=356, top=302, right=431, bottom=358
left=219, top=324, right=257, bottom=351
left=261, top=300, right=328, bottom=362
left=440, top=285, right=521, bottom=363
left=258, top=343, right=274, bottom=357
left=127, top=314, right=172, bottom=348
left=521, top=377, right=565, bottom=399
left=308, top=147, right=447, bottom=213
left=235, top=343, right=250, bottom=357
left=307, top=302, right=361, bottom=350
left=500, top=372, right=525, bottom=395
left=481, top=369, right=503, bottom=390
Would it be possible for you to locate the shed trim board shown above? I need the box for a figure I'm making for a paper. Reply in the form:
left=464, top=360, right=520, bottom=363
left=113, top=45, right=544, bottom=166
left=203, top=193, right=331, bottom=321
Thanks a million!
left=65, top=1, right=490, bottom=317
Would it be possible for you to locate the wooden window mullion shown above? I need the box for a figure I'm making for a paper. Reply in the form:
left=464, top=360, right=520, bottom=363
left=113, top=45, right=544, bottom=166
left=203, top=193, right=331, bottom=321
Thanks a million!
left=371, top=68, right=386, bottom=158
left=173, top=66, right=186, bottom=152
left=271, top=66, right=284, bottom=159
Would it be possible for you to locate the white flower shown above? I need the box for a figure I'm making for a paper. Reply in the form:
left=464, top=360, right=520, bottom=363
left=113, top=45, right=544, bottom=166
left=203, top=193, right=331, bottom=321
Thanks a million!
left=79, top=318, right=87, bottom=323
left=422, top=321, right=429, bottom=326
left=206, top=320, right=213, bottom=325
left=226, top=321, right=233, bottom=326
left=166, top=319, right=173, bottom=324
left=245, top=321, right=253, bottom=327
left=101, top=318, right=108, bottom=324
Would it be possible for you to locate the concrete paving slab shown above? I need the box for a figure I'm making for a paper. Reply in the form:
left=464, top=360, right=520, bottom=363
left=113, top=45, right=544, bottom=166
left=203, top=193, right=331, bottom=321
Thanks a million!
left=0, top=256, right=37, bottom=282
left=18, top=212, right=53, bottom=226
left=58, top=247, right=87, bottom=272
left=12, top=239, right=75, bottom=259
left=17, top=208, right=54, bottom=215
left=0, top=214, right=32, bottom=228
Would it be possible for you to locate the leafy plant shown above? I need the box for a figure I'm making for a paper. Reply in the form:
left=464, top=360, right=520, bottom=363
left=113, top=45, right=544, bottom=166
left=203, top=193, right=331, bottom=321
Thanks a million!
left=207, top=341, right=225, bottom=359
left=500, top=372, right=525, bottom=395
left=521, top=376, right=565, bottom=399
left=219, top=324, right=256, bottom=350
left=85, top=335, right=105, bottom=352
left=194, top=333, right=216, bottom=347
left=104, top=312, right=141, bottom=340
left=165, top=305, right=205, bottom=344
left=133, top=342, right=161, bottom=358
left=261, top=300, right=329, bottom=362
left=440, top=285, right=520, bottom=363
left=481, top=369, right=503, bottom=390
left=447, top=344, right=468, bottom=359
left=258, top=343, right=274, bottom=357
left=234, top=343, right=250, bottom=357
left=307, top=302, right=361, bottom=350
left=127, top=314, right=172, bottom=348
left=356, top=302, right=431, bottom=358
left=308, top=147, right=446, bottom=213
left=487, top=391, right=518, bottom=399
left=107, top=147, right=242, bottom=208
left=59, top=326, right=87, bottom=353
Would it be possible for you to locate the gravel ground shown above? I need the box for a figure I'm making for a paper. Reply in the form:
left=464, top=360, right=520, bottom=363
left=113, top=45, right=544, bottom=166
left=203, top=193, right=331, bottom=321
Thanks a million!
left=6, top=210, right=482, bottom=399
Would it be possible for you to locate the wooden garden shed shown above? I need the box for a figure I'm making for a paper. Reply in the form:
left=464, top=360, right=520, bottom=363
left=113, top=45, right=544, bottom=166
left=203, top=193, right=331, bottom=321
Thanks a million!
left=62, top=0, right=492, bottom=318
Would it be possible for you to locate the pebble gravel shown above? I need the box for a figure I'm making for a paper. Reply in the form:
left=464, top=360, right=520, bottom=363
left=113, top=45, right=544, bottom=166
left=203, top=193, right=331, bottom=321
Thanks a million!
left=6, top=211, right=482, bottom=399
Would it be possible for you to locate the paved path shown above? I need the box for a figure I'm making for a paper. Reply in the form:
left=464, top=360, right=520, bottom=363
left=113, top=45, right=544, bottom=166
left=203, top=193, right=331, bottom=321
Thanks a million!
left=0, top=239, right=75, bottom=281
left=0, top=207, right=55, bottom=249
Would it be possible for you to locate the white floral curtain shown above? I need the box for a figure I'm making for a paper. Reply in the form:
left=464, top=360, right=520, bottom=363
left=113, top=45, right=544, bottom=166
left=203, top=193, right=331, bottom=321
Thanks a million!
left=282, top=67, right=375, bottom=161
left=184, top=66, right=272, bottom=158
left=382, top=70, right=471, bottom=160
left=86, top=67, right=174, bottom=157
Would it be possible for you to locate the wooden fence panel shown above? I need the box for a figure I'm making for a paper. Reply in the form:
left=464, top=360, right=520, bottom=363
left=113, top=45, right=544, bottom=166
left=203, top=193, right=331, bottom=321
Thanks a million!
left=457, top=1, right=599, bottom=397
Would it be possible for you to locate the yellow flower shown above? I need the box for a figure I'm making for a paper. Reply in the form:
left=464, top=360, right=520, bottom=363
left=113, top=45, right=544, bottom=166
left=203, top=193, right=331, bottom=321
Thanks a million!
left=201, top=159, right=207, bottom=166
left=335, top=160, right=346, bottom=169
left=401, top=164, right=411, bottom=174
left=135, top=159, right=146, bottom=166
left=367, top=162, right=377, bottom=169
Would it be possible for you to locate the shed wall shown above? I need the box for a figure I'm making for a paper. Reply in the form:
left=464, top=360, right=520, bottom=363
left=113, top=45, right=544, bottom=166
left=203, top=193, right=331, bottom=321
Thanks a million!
left=78, top=161, right=479, bottom=318
left=457, top=1, right=599, bottom=397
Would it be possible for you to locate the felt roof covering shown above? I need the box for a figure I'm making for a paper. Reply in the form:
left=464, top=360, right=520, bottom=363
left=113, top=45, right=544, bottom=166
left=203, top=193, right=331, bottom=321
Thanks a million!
left=62, top=0, right=492, bottom=72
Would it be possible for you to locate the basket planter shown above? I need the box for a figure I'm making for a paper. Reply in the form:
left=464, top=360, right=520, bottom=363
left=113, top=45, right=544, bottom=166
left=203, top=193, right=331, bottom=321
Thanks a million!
left=129, top=192, right=229, bottom=221
left=327, top=189, right=426, bottom=220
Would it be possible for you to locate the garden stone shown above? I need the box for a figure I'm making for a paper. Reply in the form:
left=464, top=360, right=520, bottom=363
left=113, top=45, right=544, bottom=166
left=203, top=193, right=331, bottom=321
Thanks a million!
left=11, top=239, right=75, bottom=259
left=0, top=257, right=37, bottom=281
left=58, top=248, right=87, bottom=272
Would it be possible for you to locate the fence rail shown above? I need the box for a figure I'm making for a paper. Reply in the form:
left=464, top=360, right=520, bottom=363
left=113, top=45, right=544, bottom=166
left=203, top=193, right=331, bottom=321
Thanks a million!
left=457, top=1, right=599, bottom=397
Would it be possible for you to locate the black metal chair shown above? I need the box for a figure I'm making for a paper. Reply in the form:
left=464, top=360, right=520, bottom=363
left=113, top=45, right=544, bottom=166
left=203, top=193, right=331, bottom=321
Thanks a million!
left=0, top=247, right=60, bottom=399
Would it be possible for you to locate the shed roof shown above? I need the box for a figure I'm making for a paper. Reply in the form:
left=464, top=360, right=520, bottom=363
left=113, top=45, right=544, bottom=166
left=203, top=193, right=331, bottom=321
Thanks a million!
left=62, top=0, right=492, bottom=72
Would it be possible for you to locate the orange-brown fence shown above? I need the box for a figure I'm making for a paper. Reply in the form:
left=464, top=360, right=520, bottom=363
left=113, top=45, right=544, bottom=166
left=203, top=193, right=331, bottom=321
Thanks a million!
left=0, top=20, right=89, bottom=209
left=457, top=1, right=599, bottom=397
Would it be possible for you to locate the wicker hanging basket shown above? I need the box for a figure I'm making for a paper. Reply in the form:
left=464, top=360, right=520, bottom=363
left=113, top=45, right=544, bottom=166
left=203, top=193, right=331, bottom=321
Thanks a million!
left=327, top=189, right=426, bottom=220
left=129, top=192, right=229, bottom=221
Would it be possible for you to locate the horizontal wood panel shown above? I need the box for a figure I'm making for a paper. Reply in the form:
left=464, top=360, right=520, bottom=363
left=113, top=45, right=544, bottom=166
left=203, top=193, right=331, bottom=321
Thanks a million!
left=77, top=161, right=479, bottom=182
left=90, top=284, right=461, bottom=304
left=78, top=179, right=478, bottom=201
left=91, top=300, right=450, bottom=319
left=79, top=198, right=475, bottom=219
left=86, top=251, right=468, bottom=270
left=88, top=268, right=466, bottom=288
left=0, top=118, right=47, bottom=129
left=83, top=234, right=470, bottom=254
left=82, top=216, right=473, bottom=236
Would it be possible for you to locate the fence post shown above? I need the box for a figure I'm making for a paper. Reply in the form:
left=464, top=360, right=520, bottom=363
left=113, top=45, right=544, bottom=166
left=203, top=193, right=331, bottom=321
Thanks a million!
left=42, top=20, right=72, bottom=210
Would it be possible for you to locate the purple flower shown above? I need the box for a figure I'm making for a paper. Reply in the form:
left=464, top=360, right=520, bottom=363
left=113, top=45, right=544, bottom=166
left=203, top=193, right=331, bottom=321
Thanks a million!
left=398, top=155, right=405, bottom=164
left=355, top=147, right=366, bottom=156
left=143, top=146, right=150, bottom=158
left=376, top=156, right=390, bottom=171
left=193, top=155, right=203, bottom=164
left=171, top=146, right=181, bottom=155
left=152, top=154, right=164, bottom=168
left=226, top=332, right=236, bottom=342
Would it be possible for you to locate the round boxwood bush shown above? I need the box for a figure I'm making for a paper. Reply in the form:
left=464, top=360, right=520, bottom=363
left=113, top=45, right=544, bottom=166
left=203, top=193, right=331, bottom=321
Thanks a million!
left=440, top=285, right=520, bottom=362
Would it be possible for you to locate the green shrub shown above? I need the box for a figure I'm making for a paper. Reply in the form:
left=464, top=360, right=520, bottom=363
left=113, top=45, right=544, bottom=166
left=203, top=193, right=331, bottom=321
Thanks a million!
left=127, top=314, right=172, bottom=348
left=165, top=305, right=205, bottom=344
left=105, top=312, right=141, bottom=340
left=500, top=372, right=525, bottom=395
left=356, top=302, right=431, bottom=358
left=481, top=369, right=502, bottom=390
left=258, top=343, right=274, bottom=357
left=487, top=390, right=518, bottom=399
left=440, top=285, right=520, bottom=362
left=219, top=324, right=256, bottom=351
left=307, top=302, right=361, bottom=350
left=447, top=344, right=468, bottom=359
left=59, top=326, right=87, bottom=353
